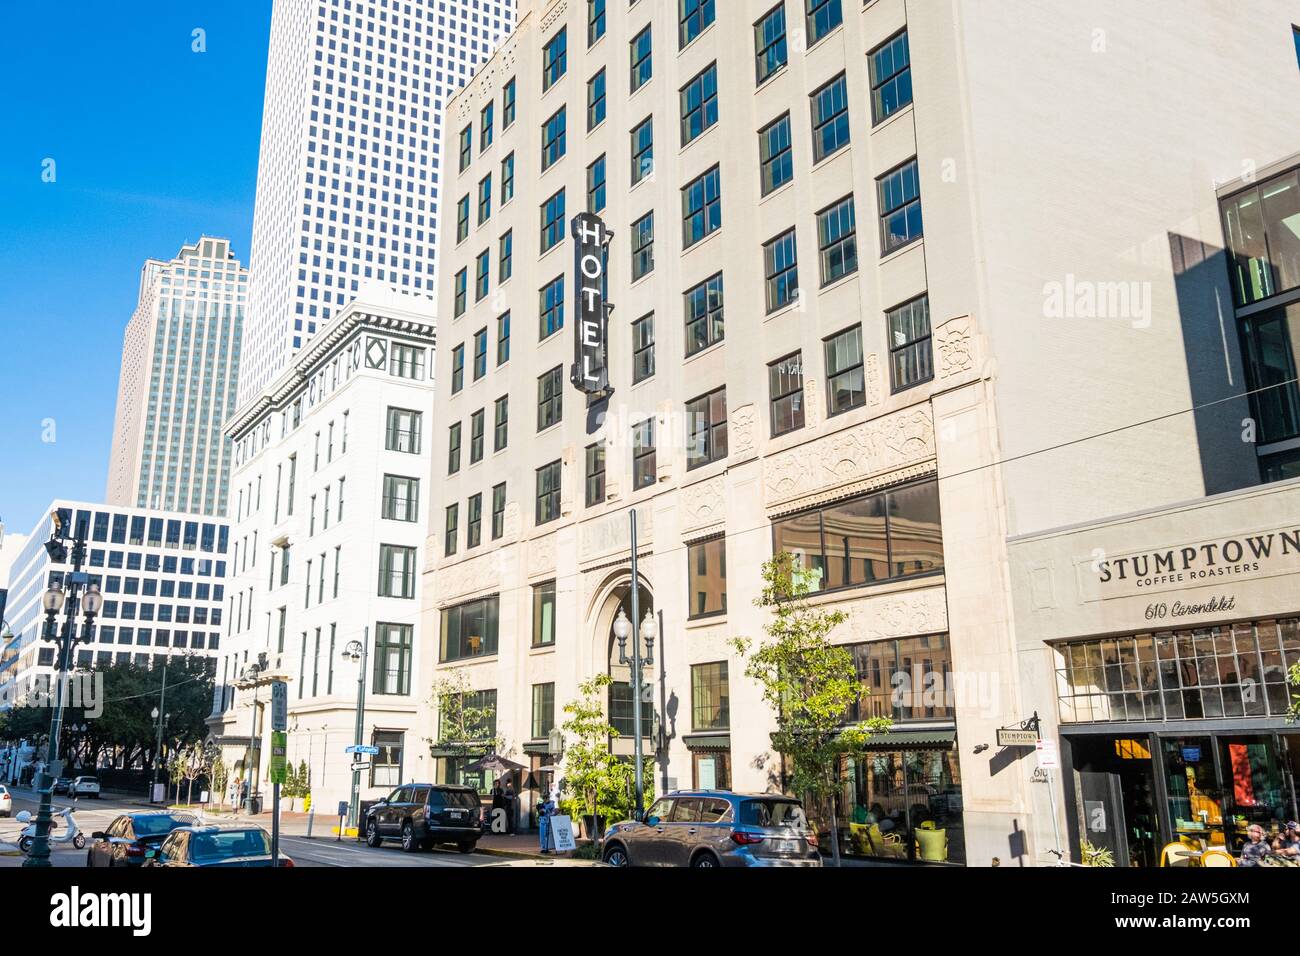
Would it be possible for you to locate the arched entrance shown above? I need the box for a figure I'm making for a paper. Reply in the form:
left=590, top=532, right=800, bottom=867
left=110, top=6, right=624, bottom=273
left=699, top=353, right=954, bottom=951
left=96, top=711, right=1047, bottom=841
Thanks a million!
left=603, top=582, right=654, bottom=758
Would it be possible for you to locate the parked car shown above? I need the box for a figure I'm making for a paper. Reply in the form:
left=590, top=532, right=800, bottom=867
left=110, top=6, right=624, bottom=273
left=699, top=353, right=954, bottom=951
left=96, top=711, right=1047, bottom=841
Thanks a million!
left=52, top=777, right=72, bottom=795
left=146, top=825, right=293, bottom=867
left=0, top=785, right=11, bottom=817
left=86, top=810, right=197, bottom=867
left=364, top=783, right=481, bottom=853
left=69, top=776, right=100, bottom=798
left=600, top=791, right=823, bottom=868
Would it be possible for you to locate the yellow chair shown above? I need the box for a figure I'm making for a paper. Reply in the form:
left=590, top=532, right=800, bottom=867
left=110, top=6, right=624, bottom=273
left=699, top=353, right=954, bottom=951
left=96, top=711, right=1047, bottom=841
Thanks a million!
left=869, top=823, right=908, bottom=859
left=1160, top=842, right=1197, bottom=867
left=1200, top=848, right=1235, bottom=867
left=915, top=826, right=948, bottom=862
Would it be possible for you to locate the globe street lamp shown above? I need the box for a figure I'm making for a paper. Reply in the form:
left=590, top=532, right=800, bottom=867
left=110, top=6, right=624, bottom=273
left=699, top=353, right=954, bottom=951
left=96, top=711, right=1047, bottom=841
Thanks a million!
left=342, top=631, right=369, bottom=830
left=613, top=601, right=657, bottom=820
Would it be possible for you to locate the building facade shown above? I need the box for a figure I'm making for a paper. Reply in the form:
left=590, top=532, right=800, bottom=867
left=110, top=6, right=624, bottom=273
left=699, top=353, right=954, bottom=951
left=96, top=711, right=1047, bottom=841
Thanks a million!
left=207, top=287, right=437, bottom=814
left=236, top=0, right=516, bottom=406
left=420, top=0, right=1300, bottom=865
left=106, top=237, right=247, bottom=517
left=0, top=501, right=229, bottom=705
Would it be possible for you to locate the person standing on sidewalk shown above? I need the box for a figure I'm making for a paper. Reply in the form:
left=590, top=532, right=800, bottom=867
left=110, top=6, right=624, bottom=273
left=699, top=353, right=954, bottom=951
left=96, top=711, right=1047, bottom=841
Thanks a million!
left=504, top=781, right=517, bottom=835
left=538, top=791, right=556, bottom=854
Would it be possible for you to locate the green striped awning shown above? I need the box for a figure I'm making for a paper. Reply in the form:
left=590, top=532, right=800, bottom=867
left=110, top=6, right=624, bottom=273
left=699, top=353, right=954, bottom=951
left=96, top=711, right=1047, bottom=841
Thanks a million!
left=857, top=729, right=956, bottom=751
left=682, top=733, right=731, bottom=752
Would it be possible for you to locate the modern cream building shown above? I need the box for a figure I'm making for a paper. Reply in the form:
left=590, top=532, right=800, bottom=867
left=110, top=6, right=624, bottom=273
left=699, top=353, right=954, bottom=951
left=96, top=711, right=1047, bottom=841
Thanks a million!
left=419, top=0, right=1300, bottom=865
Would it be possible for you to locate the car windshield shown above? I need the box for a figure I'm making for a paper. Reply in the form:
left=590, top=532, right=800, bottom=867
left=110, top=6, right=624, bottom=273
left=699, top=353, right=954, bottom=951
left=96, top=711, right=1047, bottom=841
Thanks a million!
left=739, top=799, right=808, bottom=830
left=431, top=789, right=480, bottom=810
left=190, top=830, right=269, bottom=862
left=135, top=814, right=195, bottom=837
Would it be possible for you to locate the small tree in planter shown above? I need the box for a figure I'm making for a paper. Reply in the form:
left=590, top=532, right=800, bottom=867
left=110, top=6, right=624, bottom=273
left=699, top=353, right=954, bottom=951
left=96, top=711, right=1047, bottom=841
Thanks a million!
left=209, top=752, right=229, bottom=808
left=431, top=669, right=504, bottom=793
left=295, top=760, right=311, bottom=812
left=557, top=673, right=649, bottom=838
left=731, top=552, right=892, bottom=867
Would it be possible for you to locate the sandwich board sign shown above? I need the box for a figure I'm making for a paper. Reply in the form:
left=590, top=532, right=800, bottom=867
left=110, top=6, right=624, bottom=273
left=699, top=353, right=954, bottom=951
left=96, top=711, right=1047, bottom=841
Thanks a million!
left=551, top=814, right=577, bottom=852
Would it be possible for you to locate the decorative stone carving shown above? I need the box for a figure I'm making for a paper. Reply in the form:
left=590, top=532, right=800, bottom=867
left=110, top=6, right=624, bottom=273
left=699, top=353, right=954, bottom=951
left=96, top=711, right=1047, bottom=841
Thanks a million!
left=730, top=403, right=757, bottom=458
left=833, top=587, right=949, bottom=642
left=935, top=317, right=975, bottom=378
left=528, top=533, right=557, bottom=577
left=864, top=353, right=882, bottom=407
left=540, top=0, right=568, bottom=32
left=435, top=552, right=505, bottom=603
left=504, top=502, right=522, bottom=539
left=682, top=475, right=726, bottom=535
left=580, top=508, right=653, bottom=565
left=803, top=379, right=821, bottom=428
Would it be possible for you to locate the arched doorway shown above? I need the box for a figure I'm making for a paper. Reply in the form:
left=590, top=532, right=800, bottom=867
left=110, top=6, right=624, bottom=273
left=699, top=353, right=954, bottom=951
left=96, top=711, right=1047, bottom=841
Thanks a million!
left=602, top=582, right=654, bottom=759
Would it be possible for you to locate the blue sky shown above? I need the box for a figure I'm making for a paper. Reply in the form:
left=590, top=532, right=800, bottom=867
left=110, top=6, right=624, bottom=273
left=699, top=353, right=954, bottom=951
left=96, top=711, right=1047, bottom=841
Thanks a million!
left=0, top=1, right=270, bottom=537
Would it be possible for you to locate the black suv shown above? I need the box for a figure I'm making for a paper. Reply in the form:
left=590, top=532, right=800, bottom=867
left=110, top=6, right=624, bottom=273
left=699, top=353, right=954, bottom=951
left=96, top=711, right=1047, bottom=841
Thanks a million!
left=364, top=783, right=481, bottom=853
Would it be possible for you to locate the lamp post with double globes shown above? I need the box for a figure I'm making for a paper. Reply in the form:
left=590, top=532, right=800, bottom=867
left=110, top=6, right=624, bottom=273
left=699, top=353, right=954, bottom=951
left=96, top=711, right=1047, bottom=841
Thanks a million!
left=343, top=628, right=369, bottom=831
left=25, top=516, right=103, bottom=868
left=612, top=606, right=657, bottom=820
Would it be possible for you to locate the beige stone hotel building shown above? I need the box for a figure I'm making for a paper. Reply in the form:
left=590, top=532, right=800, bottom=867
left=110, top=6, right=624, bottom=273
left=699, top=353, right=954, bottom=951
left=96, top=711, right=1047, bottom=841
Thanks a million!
left=420, top=0, right=1300, bottom=865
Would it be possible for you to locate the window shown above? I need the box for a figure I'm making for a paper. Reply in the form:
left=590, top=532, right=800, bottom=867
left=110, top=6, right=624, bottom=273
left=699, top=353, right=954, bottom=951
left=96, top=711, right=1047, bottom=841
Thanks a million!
left=686, top=387, right=728, bottom=469
left=382, top=475, right=420, bottom=522
left=491, top=483, right=507, bottom=539
left=630, top=26, right=652, bottom=92
left=477, top=174, right=492, bottom=225
left=682, top=165, right=721, bottom=248
left=537, top=366, right=563, bottom=430
left=500, top=152, right=515, bottom=204
left=448, top=422, right=462, bottom=475
left=772, top=479, right=944, bottom=590
left=503, top=77, right=517, bottom=128
left=370, top=731, right=404, bottom=787
left=824, top=325, right=866, bottom=415
left=469, top=330, right=487, bottom=382
left=869, top=29, right=912, bottom=124
left=688, top=537, right=727, bottom=618
left=392, top=346, right=425, bottom=382
left=588, top=0, right=606, bottom=45
left=458, top=124, right=472, bottom=172
left=533, top=581, right=557, bottom=647
left=445, top=503, right=459, bottom=556
left=373, top=624, right=413, bottom=696
left=532, top=683, right=556, bottom=739
left=631, top=117, right=654, bottom=186
left=470, top=409, right=485, bottom=464
left=542, top=108, right=567, bottom=172
left=585, top=442, right=606, bottom=506
left=499, top=230, right=513, bottom=282
left=453, top=269, right=468, bottom=317
left=679, top=0, right=715, bottom=47
left=541, top=188, right=566, bottom=253
left=609, top=681, right=653, bottom=737
left=451, top=344, right=465, bottom=393
left=878, top=158, right=923, bottom=253
left=691, top=662, right=729, bottom=729
left=684, top=272, right=725, bottom=356
left=811, top=73, right=850, bottom=163
left=1239, top=300, right=1300, bottom=446
left=497, top=311, right=511, bottom=365
left=632, top=313, right=655, bottom=383
left=888, top=294, right=933, bottom=391
left=475, top=250, right=491, bottom=301
left=817, top=195, right=858, bottom=285
left=769, top=352, right=805, bottom=437
left=587, top=69, right=607, bottom=130
left=467, top=493, right=483, bottom=549
left=377, top=545, right=417, bottom=599
left=763, top=228, right=799, bottom=312
left=1221, top=168, right=1300, bottom=307
left=456, top=195, right=470, bottom=242
left=754, top=4, right=788, bottom=84
left=536, top=460, right=562, bottom=524
left=631, top=212, right=654, bottom=280
left=480, top=101, right=495, bottom=151
left=494, top=396, right=509, bottom=452
left=680, top=63, right=718, bottom=145
left=440, top=596, right=500, bottom=662
left=543, top=26, right=567, bottom=91
left=587, top=155, right=607, bottom=214
left=540, top=276, right=565, bottom=339
left=633, top=418, right=657, bottom=490
left=806, top=0, right=842, bottom=45
left=759, top=113, right=794, bottom=196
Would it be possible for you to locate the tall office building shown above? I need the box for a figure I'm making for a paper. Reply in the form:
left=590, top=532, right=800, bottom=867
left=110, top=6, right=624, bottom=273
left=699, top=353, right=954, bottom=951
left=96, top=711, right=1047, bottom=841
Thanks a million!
left=236, top=0, right=516, bottom=406
left=106, top=237, right=247, bottom=517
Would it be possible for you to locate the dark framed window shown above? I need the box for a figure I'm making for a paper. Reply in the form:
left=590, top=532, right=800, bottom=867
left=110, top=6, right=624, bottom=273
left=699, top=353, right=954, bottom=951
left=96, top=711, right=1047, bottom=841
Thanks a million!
left=494, top=395, right=509, bottom=451
left=540, top=276, right=565, bottom=339
left=1220, top=168, right=1300, bottom=307
left=453, top=269, right=467, bottom=317
left=386, top=407, right=422, bottom=453
left=470, top=409, right=485, bottom=464
left=373, top=624, right=413, bottom=695
left=439, top=595, right=500, bottom=662
left=847, top=634, right=953, bottom=724
left=499, top=230, right=513, bottom=282
left=450, top=344, right=464, bottom=393
left=501, top=152, right=515, bottom=204
left=759, top=112, right=794, bottom=196
left=588, top=0, right=606, bottom=46
left=497, top=311, right=511, bottom=365
left=542, top=107, right=567, bottom=171
left=444, top=503, right=459, bottom=556
left=585, top=442, right=606, bottom=507
left=679, top=0, right=715, bottom=47
left=532, top=683, right=556, bottom=739
left=447, top=422, right=462, bottom=474
left=631, top=116, right=654, bottom=186
left=769, top=351, right=805, bottom=437
left=491, top=483, right=507, bottom=539
left=631, top=211, right=654, bottom=280
left=537, top=366, right=563, bottom=430
left=633, top=313, right=655, bottom=383
left=888, top=294, right=933, bottom=391
left=477, top=175, right=492, bottom=226
left=475, top=250, right=491, bottom=301
left=609, top=681, right=653, bottom=737
left=869, top=29, right=912, bottom=124
left=377, top=544, right=417, bottom=599
left=543, top=26, right=568, bottom=91
left=1239, top=301, right=1300, bottom=445
left=754, top=4, right=787, bottom=84
left=682, top=165, right=722, bottom=247
left=686, top=387, right=728, bottom=470
left=878, top=158, right=923, bottom=253
left=458, top=124, right=472, bottom=172
left=630, top=25, right=653, bottom=92
left=533, top=581, right=557, bottom=647
left=587, top=68, right=607, bottom=130
left=763, top=228, right=799, bottom=312
left=456, top=195, right=470, bottom=242
left=541, top=188, right=566, bottom=253
left=633, top=418, right=657, bottom=490
left=771, top=478, right=944, bottom=592
left=536, top=460, right=562, bottom=524
left=824, top=325, right=865, bottom=415
left=691, top=661, right=730, bottom=729
left=817, top=195, right=858, bottom=285
left=587, top=155, right=607, bottom=214
left=680, top=63, right=718, bottom=146
left=811, top=72, right=850, bottom=163
left=381, top=475, right=420, bottom=522
left=467, top=493, right=483, bottom=549
left=687, top=537, right=727, bottom=618
left=805, top=0, right=842, bottom=46
left=684, top=272, right=725, bottom=356
left=503, top=77, right=517, bottom=127
left=480, top=101, right=494, bottom=150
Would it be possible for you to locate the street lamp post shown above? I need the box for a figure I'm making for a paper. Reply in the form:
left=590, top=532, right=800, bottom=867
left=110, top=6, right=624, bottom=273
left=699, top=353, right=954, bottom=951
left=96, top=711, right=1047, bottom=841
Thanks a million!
left=242, top=663, right=263, bottom=814
left=25, top=515, right=102, bottom=868
left=612, top=510, right=657, bottom=820
left=343, top=627, right=369, bottom=831
left=150, top=662, right=169, bottom=802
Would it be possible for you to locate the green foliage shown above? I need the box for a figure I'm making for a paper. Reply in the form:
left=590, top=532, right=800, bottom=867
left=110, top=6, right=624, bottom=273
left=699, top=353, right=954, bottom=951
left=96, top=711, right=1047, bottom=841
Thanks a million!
left=556, top=673, right=652, bottom=824
left=431, top=669, right=504, bottom=757
left=1288, top=663, right=1300, bottom=723
left=1079, top=839, right=1115, bottom=867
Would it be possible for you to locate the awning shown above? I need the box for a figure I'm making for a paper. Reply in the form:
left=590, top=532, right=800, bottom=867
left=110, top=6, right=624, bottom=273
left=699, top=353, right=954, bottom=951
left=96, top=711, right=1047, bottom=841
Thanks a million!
left=857, top=729, right=956, bottom=751
left=683, top=733, right=731, bottom=752
left=521, top=741, right=551, bottom=756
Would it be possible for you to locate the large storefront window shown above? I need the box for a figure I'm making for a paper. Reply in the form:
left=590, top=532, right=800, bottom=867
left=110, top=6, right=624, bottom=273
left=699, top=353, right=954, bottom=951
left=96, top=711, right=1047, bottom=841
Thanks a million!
left=1221, top=168, right=1300, bottom=307
left=440, top=595, right=500, bottom=662
left=846, top=634, right=953, bottom=722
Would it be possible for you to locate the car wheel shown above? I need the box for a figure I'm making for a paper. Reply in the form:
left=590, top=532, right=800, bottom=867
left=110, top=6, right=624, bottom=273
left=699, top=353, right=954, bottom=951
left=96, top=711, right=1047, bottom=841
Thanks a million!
left=457, top=840, right=476, bottom=854
left=400, top=822, right=417, bottom=852
left=603, top=843, right=630, bottom=867
left=365, top=820, right=382, bottom=848
left=691, top=852, right=720, bottom=868
left=73, top=834, right=86, bottom=850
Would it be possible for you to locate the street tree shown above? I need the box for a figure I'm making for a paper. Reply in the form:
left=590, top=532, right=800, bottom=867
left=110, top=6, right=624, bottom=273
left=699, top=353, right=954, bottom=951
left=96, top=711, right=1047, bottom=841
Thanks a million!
left=557, top=673, right=646, bottom=833
left=430, top=669, right=504, bottom=765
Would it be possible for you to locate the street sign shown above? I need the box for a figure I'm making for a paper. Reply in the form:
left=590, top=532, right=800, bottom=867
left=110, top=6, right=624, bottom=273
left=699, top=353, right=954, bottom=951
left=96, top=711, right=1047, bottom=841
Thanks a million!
left=337, top=801, right=349, bottom=818
left=1036, top=740, right=1060, bottom=770
left=569, top=212, right=613, bottom=396
left=269, top=730, right=288, bottom=784
left=997, top=728, right=1039, bottom=748
left=345, top=744, right=379, bottom=755
left=270, top=680, right=288, bottom=732
left=349, top=761, right=372, bottom=772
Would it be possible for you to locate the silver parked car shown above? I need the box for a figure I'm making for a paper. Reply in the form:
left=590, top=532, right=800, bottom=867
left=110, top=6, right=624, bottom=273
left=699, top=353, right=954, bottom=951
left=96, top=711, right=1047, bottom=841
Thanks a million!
left=600, top=791, right=822, bottom=868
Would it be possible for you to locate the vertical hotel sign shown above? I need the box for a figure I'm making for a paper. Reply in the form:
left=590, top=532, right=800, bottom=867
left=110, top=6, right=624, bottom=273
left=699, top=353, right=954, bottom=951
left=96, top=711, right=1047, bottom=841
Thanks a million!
left=570, top=212, right=613, bottom=397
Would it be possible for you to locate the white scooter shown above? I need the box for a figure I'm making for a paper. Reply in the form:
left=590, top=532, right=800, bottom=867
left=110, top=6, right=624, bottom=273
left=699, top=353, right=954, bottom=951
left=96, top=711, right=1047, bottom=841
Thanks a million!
left=16, top=805, right=85, bottom=853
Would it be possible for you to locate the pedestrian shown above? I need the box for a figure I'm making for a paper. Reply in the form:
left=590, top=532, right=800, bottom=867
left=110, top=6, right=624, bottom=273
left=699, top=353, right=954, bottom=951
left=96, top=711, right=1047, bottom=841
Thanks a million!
left=491, top=780, right=507, bottom=832
left=504, top=781, right=517, bottom=834
left=538, top=791, right=557, bottom=854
